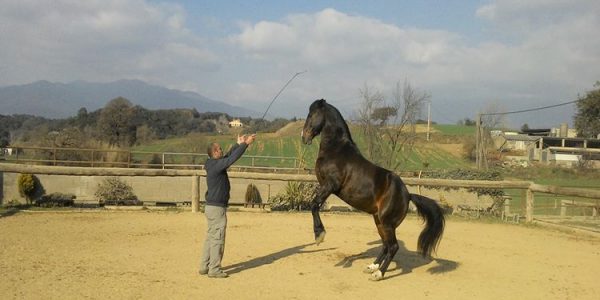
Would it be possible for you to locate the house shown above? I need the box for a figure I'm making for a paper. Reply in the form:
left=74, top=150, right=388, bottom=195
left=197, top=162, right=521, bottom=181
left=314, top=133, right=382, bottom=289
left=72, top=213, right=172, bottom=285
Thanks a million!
left=3, top=147, right=14, bottom=155
left=530, top=136, right=600, bottom=167
left=228, top=119, right=243, bottom=127
left=494, top=122, right=600, bottom=168
left=496, top=134, right=540, bottom=152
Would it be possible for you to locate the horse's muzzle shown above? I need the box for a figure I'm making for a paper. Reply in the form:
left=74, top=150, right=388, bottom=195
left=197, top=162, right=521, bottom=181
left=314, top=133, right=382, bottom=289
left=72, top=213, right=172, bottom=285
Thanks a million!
left=301, top=129, right=313, bottom=145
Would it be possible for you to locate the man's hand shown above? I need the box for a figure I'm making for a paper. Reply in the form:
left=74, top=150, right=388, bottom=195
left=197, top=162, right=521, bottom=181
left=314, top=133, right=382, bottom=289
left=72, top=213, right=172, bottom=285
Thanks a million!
left=237, top=134, right=245, bottom=144
left=245, top=134, right=256, bottom=145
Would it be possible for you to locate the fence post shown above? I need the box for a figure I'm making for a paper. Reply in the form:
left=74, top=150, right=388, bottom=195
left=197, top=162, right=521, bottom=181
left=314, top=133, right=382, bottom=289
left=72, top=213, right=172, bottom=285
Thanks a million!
left=526, top=188, right=534, bottom=222
left=191, top=175, right=200, bottom=213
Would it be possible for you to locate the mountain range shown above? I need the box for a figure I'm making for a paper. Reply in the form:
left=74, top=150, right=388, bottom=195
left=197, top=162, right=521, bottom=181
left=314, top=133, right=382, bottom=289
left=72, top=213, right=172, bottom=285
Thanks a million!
left=0, top=80, right=259, bottom=119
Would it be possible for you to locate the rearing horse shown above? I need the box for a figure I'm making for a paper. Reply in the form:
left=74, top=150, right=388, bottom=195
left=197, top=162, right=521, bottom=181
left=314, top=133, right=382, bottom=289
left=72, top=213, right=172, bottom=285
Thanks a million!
left=301, top=99, right=445, bottom=281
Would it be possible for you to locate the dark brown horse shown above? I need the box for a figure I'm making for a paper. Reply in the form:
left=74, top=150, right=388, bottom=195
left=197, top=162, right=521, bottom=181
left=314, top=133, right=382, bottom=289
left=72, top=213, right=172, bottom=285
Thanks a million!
left=301, top=99, right=445, bottom=281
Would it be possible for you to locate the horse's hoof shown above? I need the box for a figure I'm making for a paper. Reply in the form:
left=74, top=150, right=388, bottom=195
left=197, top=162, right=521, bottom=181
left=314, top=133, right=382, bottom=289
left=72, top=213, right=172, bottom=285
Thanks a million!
left=368, top=270, right=383, bottom=281
left=363, top=263, right=380, bottom=274
left=315, top=231, right=326, bottom=245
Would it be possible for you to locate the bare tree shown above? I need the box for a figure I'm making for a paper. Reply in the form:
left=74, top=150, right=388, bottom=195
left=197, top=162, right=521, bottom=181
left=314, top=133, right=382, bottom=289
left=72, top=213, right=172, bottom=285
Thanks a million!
left=476, top=102, right=506, bottom=169
left=356, top=84, right=385, bottom=163
left=380, top=81, right=429, bottom=170
left=355, top=80, right=429, bottom=171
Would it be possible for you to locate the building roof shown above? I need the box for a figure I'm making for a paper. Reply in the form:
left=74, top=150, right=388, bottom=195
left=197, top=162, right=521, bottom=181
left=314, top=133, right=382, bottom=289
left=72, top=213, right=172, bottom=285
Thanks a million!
left=502, top=134, right=540, bottom=141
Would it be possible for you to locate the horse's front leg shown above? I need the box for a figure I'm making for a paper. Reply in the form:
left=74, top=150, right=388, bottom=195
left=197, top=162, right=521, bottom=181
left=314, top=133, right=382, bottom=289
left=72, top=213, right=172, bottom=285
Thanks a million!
left=311, top=186, right=332, bottom=245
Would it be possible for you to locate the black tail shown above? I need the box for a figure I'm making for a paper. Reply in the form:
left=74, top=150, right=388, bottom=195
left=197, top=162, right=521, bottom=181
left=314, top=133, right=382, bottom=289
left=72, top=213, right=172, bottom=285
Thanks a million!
left=410, top=194, right=445, bottom=258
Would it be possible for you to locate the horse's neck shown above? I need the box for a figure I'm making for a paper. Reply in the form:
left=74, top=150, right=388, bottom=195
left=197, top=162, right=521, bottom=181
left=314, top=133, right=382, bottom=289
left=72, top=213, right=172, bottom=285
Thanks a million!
left=319, top=113, right=354, bottom=151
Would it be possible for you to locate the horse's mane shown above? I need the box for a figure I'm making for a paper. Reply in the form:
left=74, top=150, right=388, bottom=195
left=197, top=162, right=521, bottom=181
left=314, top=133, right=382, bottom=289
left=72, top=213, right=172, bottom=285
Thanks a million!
left=325, top=103, right=356, bottom=145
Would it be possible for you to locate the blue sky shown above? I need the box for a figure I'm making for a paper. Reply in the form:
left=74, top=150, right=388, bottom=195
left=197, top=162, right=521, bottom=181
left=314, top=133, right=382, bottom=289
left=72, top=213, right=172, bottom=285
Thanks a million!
left=2, top=0, right=599, bottom=127
left=173, top=1, right=488, bottom=38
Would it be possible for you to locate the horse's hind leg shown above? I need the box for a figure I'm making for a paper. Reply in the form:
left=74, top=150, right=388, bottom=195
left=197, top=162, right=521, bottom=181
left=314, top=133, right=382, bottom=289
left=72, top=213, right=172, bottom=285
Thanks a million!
left=369, top=226, right=399, bottom=281
left=364, top=214, right=388, bottom=274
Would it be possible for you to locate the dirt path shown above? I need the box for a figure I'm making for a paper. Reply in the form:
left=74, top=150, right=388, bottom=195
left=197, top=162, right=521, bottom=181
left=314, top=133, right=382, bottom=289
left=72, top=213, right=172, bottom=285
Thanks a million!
left=1, top=210, right=599, bottom=299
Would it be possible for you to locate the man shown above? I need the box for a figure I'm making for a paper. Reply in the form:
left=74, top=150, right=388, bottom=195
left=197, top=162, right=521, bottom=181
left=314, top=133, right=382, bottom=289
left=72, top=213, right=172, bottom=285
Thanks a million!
left=199, top=133, right=256, bottom=278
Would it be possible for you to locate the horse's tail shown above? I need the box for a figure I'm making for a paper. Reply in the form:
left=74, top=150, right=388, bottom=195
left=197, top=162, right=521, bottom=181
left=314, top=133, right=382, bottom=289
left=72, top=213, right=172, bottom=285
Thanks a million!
left=409, top=194, right=445, bottom=258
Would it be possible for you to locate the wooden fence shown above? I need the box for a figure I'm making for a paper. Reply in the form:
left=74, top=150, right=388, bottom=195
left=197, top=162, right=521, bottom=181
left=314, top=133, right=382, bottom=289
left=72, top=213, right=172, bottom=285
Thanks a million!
left=1, top=163, right=599, bottom=222
left=1, top=145, right=301, bottom=171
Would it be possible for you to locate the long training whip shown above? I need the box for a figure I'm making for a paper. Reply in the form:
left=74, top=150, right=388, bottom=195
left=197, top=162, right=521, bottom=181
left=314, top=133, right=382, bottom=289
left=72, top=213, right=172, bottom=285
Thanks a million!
left=255, top=70, right=308, bottom=172
left=259, top=70, right=307, bottom=120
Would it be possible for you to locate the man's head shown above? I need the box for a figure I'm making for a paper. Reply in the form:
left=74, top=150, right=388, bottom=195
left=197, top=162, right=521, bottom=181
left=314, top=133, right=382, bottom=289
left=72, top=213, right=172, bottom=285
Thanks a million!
left=207, top=142, right=223, bottom=159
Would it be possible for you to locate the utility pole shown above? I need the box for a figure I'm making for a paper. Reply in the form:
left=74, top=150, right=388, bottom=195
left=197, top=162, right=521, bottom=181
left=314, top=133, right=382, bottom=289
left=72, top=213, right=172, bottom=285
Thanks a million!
left=426, top=101, right=431, bottom=141
left=475, top=113, right=488, bottom=170
left=475, top=113, right=481, bottom=169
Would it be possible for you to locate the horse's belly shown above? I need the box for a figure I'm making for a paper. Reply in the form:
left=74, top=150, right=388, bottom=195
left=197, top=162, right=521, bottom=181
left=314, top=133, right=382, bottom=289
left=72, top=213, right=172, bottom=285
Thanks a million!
left=336, top=190, right=378, bottom=214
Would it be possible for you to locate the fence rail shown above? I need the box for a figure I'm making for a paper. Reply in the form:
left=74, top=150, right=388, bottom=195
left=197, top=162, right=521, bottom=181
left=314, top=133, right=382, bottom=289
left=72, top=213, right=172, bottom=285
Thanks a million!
left=1, top=146, right=460, bottom=176
left=1, top=145, right=302, bottom=171
left=1, top=163, right=599, bottom=224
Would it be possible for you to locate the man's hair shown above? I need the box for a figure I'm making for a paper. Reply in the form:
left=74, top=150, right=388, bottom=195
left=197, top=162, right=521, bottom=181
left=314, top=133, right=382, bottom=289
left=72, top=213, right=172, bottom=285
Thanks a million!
left=207, top=143, right=217, bottom=158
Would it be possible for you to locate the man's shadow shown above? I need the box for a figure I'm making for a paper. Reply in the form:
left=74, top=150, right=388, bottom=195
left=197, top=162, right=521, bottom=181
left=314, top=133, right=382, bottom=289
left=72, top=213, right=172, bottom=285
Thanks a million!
left=335, top=240, right=459, bottom=280
left=223, top=243, right=336, bottom=275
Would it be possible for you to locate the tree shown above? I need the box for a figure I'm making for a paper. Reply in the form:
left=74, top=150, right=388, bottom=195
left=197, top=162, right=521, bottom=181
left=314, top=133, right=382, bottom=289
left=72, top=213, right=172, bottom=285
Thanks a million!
left=458, top=118, right=476, bottom=126
left=0, top=128, right=9, bottom=147
left=356, top=84, right=385, bottom=162
left=371, top=106, right=398, bottom=125
left=574, top=82, right=600, bottom=138
left=521, top=123, right=530, bottom=132
left=476, top=102, right=506, bottom=170
left=97, top=97, right=137, bottom=147
left=355, top=80, right=428, bottom=171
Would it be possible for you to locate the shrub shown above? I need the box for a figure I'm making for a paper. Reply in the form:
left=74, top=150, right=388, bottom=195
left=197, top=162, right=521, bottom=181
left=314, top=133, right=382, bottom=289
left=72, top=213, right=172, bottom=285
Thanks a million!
left=94, top=177, right=138, bottom=205
left=462, top=138, right=476, bottom=161
left=3, top=199, right=21, bottom=208
left=35, top=193, right=75, bottom=207
left=423, top=168, right=505, bottom=199
left=244, top=183, right=262, bottom=205
left=17, top=173, right=37, bottom=204
left=268, top=181, right=318, bottom=211
left=148, top=154, right=162, bottom=169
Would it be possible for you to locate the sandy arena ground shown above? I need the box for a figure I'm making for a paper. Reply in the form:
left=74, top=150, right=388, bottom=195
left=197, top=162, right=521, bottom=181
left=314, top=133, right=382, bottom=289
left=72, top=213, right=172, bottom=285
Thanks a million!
left=1, top=209, right=599, bottom=300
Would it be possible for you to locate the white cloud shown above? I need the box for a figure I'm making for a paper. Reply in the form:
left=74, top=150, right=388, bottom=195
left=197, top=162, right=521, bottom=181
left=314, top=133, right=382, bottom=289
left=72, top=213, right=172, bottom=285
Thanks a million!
left=226, top=8, right=467, bottom=116
left=0, top=0, right=219, bottom=86
left=226, top=4, right=599, bottom=126
left=1, top=1, right=598, bottom=126
left=233, top=8, right=459, bottom=67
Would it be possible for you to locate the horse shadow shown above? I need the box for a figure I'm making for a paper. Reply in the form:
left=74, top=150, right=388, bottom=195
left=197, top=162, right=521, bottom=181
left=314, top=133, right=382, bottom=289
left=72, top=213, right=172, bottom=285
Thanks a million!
left=0, top=207, right=21, bottom=218
left=223, top=243, right=336, bottom=275
left=335, top=240, right=459, bottom=280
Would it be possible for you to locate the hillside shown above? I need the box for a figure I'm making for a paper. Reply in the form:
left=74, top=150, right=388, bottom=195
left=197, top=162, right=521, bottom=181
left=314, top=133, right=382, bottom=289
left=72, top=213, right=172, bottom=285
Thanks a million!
left=0, top=80, right=259, bottom=118
left=133, top=122, right=473, bottom=171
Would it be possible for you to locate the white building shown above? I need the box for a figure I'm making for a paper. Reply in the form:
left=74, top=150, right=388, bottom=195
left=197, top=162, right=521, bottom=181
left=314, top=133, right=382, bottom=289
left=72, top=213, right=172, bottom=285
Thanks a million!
left=228, top=119, right=243, bottom=127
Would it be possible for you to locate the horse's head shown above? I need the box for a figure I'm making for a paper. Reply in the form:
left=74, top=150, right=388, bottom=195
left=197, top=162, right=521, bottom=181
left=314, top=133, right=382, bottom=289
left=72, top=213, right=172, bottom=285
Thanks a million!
left=302, top=99, right=327, bottom=145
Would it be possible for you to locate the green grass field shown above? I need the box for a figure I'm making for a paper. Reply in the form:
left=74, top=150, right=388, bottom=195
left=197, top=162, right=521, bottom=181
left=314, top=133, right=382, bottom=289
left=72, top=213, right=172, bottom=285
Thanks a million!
left=131, top=123, right=598, bottom=209
left=132, top=123, right=473, bottom=170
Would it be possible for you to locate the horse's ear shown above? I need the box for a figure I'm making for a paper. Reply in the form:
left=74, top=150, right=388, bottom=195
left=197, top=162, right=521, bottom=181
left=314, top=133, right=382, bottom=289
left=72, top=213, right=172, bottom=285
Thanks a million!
left=310, top=99, right=326, bottom=111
